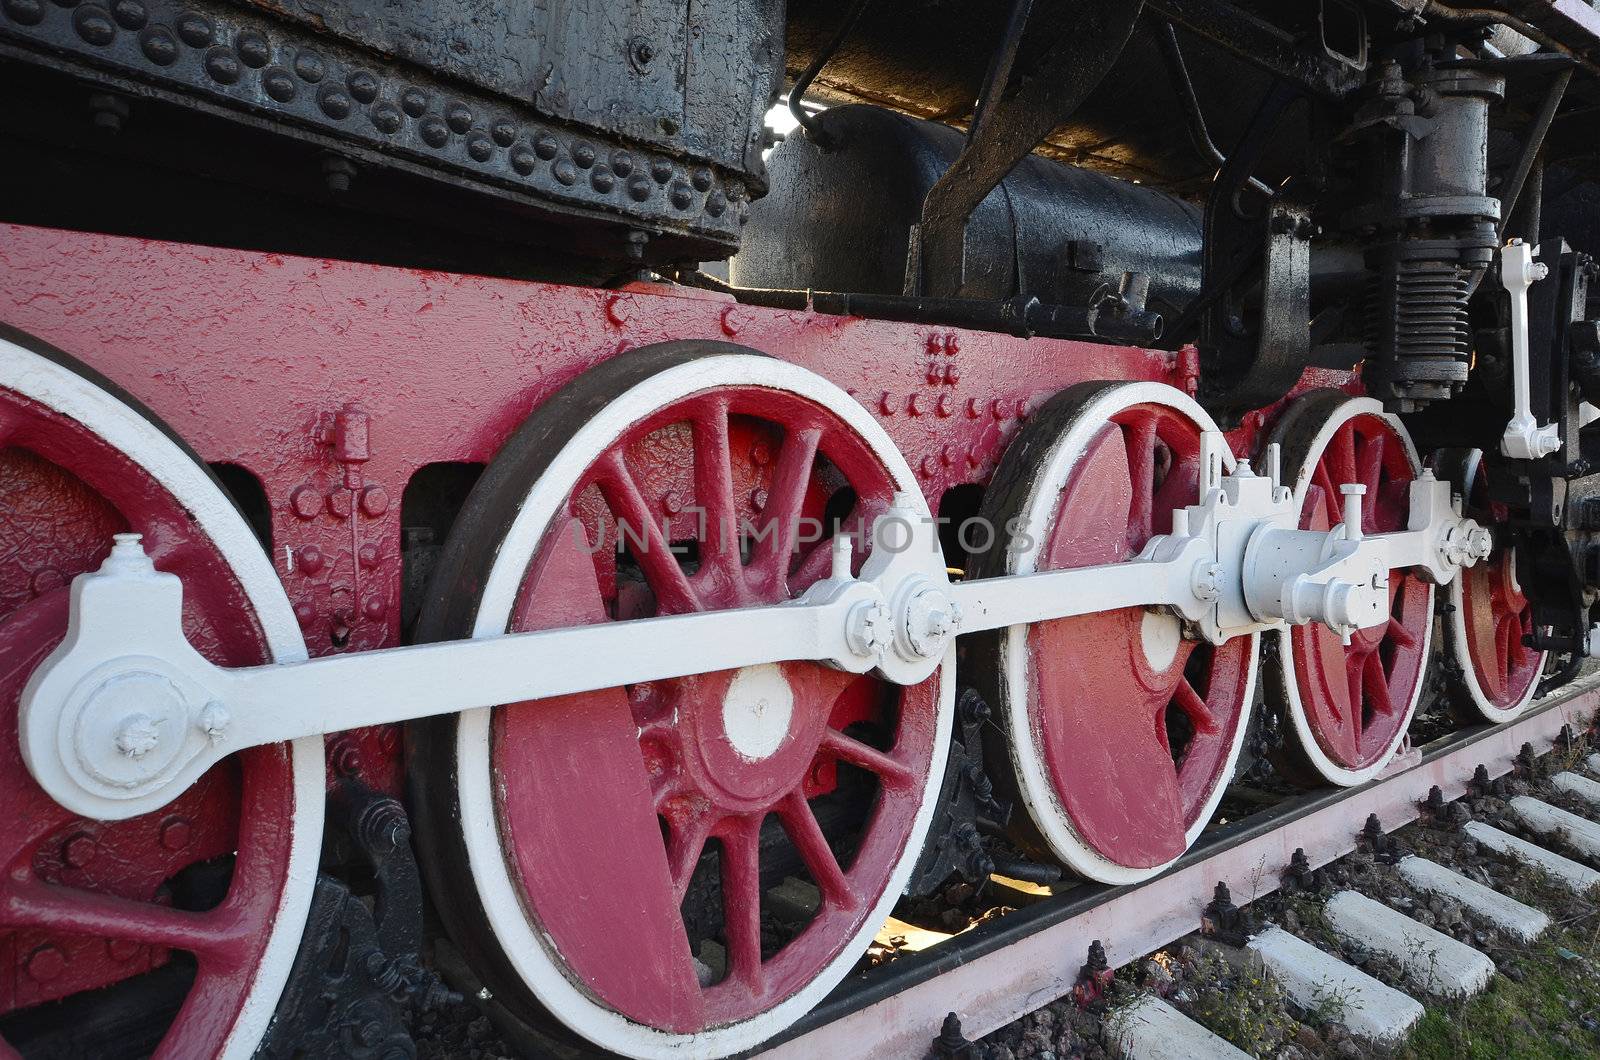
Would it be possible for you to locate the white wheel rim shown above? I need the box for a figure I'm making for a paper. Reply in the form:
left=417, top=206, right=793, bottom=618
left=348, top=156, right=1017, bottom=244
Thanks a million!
left=998, top=381, right=1259, bottom=885
left=1274, top=396, right=1435, bottom=786
left=2, top=335, right=323, bottom=1059
left=1447, top=561, right=1546, bottom=721
left=453, top=353, right=955, bottom=1058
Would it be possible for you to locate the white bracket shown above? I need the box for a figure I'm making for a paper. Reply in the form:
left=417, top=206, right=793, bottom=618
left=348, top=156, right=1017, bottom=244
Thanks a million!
left=1499, top=240, right=1561, bottom=461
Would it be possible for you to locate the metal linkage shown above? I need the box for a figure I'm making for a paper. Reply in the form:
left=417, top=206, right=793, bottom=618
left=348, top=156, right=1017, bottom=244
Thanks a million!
left=21, top=432, right=1492, bottom=821
left=1499, top=239, right=1562, bottom=460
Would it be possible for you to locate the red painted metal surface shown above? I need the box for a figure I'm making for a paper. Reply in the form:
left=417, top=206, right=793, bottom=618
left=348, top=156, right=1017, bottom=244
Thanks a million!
left=495, top=385, right=941, bottom=1030
left=1031, top=405, right=1253, bottom=869
left=1460, top=548, right=1541, bottom=710
left=1289, top=413, right=1432, bottom=769
left=0, top=386, right=296, bottom=1052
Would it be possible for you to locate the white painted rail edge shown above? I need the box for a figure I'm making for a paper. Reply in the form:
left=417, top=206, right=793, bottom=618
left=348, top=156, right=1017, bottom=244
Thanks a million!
left=1323, top=890, right=1494, bottom=997
left=1509, top=796, right=1600, bottom=861
left=1586, top=752, right=1600, bottom=778
left=1463, top=821, right=1600, bottom=893
left=1395, top=855, right=1548, bottom=942
left=1247, top=926, right=1424, bottom=1042
left=1553, top=770, right=1600, bottom=810
left=1106, top=995, right=1250, bottom=1060
left=758, top=683, right=1597, bottom=1059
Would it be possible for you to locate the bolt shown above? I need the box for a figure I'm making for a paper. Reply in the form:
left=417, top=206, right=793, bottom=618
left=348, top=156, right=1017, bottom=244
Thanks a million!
left=88, top=92, right=129, bottom=133
left=62, top=832, right=97, bottom=868
left=750, top=488, right=768, bottom=511
left=662, top=491, right=683, bottom=515
left=359, top=485, right=389, bottom=517
left=362, top=595, right=386, bottom=621
left=845, top=601, right=893, bottom=657
left=25, top=945, right=66, bottom=982
left=298, top=545, right=325, bottom=574
left=321, top=154, right=357, bottom=194
left=719, top=305, right=742, bottom=337
left=160, top=816, right=193, bottom=851
left=290, top=485, right=321, bottom=520
left=1191, top=561, right=1223, bottom=602
left=114, top=713, right=160, bottom=760
left=197, top=701, right=229, bottom=744
left=878, top=392, right=895, bottom=416
left=357, top=543, right=379, bottom=569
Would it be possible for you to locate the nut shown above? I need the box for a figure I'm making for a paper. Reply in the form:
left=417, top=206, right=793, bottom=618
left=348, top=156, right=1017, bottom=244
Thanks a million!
left=113, top=713, right=160, bottom=759
left=846, top=602, right=893, bottom=658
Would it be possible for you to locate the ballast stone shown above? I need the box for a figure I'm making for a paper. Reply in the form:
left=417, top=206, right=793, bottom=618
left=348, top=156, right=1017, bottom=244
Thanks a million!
left=1395, top=855, right=1548, bottom=942
left=1463, top=821, right=1600, bottom=893
left=1246, top=926, right=1424, bottom=1043
left=1106, top=994, right=1251, bottom=1060
left=1509, top=796, right=1600, bottom=861
left=1323, top=890, right=1494, bottom=997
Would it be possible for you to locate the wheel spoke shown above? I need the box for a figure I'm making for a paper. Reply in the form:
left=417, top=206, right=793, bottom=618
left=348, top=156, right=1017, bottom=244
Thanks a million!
left=750, top=425, right=822, bottom=592
left=1171, top=678, right=1220, bottom=735
left=1330, top=424, right=1358, bottom=491
left=1125, top=415, right=1157, bottom=549
left=665, top=804, right=717, bottom=905
left=1385, top=616, right=1417, bottom=650
left=691, top=397, right=745, bottom=595
left=0, top=880, right=244, bottom=957
left=1358, top=430, right=1385, bottom=498
left=777, top=790, right=856, bottom=910
left=596, top=451, right=701, bottom=613
left=1363, top=650, right=1395, bottom=717
left=1311, top=464, right=1341, bottom=528
left=819, top=727, right=917, bottom=790
left=719, top=816, right=765, bottom=993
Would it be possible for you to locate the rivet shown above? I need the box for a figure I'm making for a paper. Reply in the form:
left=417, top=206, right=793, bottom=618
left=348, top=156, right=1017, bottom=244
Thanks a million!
left=750, top=488, right=768, bottom=511
left=24, top=946, right=65, bottom=983
left=359, top=485, right=389, bottom=516
left=419, top=116, right=448, bottom=148
left=691, top=167, right=713, bottom=192
left=361, top=596, right=385, bottom=621
left=88, top=92, right=128, bottom=132
left=590, top=164, right=615, bottom=193
left=62, top=832, right=97, bottom=868
left=292, top=48, right=325, bottom=83
left=925, top=363, right=942, bottom=385
left=1015, top=399, right=1029, bottom=419
left=107, top=939, right=140, bottom=961
left=294, top=601, right=315, bottom=626
left=370, top=102, right=402, bottom=134
left=509, top=143, right=536, bottom=175
left=533, top=134, right=559, bottom=160
left=235, top=28, right=268, bottom=66
left=553, top=160, right=577, bottom=186
left=705, top=191, right=727, bottom=218
left=610, top=150, right=633, bottom=177
left=919, top=456, right=936, bottom=478
left=991, top=397, right=1010, bottom=419
left=444, top=101, right=472, bottom=134
left=967, top=447, right=982, bottom=468
left=907, top=394, right=923, bottom=416
left=346, top=69, right=378, bottom=104
left=947, top=335, right=960, bottom=355
left=726, top=180, right=747, bottom=202
left=966, top=397, right=982, bottom=418
left=327, top=490, right=352, bottom=519
left=941, top=445, right=957, bottom=467
left=719, top=305, right=742, bottom=336
left=467, top=134, right=493, bottom=162
left=73, top=5, right=115, bottom=45
left=936, top=394, right=953, bottom=417
left=174, top=9, right=210, bottom=46
left=571, top=141, right=596, bottom=169
left=737, top=200, right=750, bottom=225
left=108, top=0, right=142, bottom=27
left=749, top=441, right=771, bottom=466
left=318, top=86, right=353, bottom=120
left=661, top=491, right=683, bottom=515
left=878, top=392, right=894, bottom=416
left=2, top=0, right=45, bottom=26
left=945, top=363, right=961, bottom=383
left=490, top=120, right=515, bottom=147
left=203, top=45, right=241, bottom=84
left=298, top=545, right=325, bottom=574
left=262, top=66, right=295, bottom=102
left=400, top=87, right=428, bottom=117
left=650, top=158, right=673, bottom=184
left=357, top=543, right=378, bottom=569
left=604, top=293, right=629, bottom=327
left=289, top=485, right=321, bottom=519
left=159, top=816, right=192, bottom=851
left=627, top=176, right=652, bottom=202
left=668, top=180, right=694, bottom=210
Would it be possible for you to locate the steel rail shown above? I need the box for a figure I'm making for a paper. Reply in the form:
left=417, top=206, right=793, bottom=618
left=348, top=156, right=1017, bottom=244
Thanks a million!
left=757, top=678, right=1600, bottom=1059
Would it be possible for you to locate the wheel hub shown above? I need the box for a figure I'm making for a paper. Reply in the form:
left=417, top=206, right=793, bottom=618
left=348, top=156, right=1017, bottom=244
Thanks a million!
left=720, top=664, right=795, bottom=762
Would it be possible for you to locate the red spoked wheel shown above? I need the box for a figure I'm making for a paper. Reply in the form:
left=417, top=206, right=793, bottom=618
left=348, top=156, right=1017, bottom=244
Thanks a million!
left=408, top=343, right=951, bottom=1058
left=1434, top=449, right=1547, bottom=721
left=0, top=331, right=321, bottom=1057
left=966, top=381, right=1258, bottom=885
left=1265, top=391, right=1435, bottom=786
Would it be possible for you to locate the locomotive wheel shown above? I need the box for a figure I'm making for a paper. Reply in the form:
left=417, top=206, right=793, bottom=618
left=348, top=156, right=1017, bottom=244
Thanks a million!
left=1264, top=391, right=1435, bottom=787
left=409, top=343, right=952, bottom=1058
left=0, top=329, right=322, bottom=1057
left=1434, top=449, right=1547, bottom=721
left=967, top=381, right=1259, bottom=885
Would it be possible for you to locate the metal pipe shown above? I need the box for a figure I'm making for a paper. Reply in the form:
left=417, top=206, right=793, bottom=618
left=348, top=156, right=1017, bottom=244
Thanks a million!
left=1155, top=21, right=1276, bottom=198
left=788, top=0, right=874, bottom=149
left=1498, top=66, right=1573, bottom=239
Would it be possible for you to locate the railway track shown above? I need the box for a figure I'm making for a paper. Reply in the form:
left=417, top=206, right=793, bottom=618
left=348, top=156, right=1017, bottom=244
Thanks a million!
left=760, top=677, right=1600, bottom=1059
